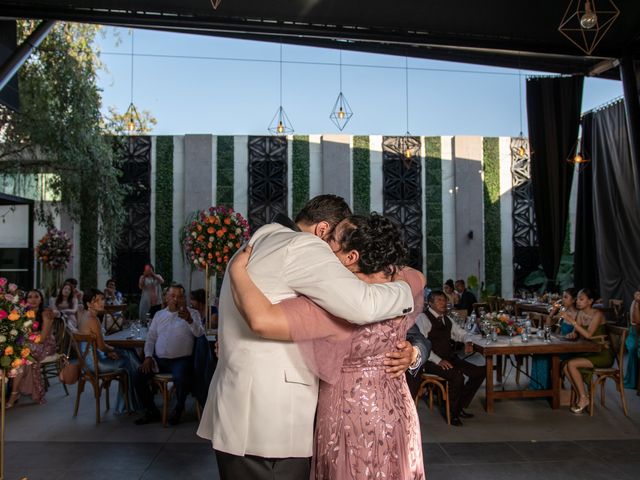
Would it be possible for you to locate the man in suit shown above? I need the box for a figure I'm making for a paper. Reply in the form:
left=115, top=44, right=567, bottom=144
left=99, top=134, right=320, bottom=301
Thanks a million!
left=454, top=279, right=478, bottom=314
left=197, top=195, right=420, bottom=480
left=415, top=289, right=485, bottom=426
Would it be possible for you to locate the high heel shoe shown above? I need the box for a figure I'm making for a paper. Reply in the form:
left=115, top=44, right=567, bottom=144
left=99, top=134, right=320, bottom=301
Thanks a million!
left=570, top=395, right=589, bottom=414
left=6, top=391, right=20, bottom=409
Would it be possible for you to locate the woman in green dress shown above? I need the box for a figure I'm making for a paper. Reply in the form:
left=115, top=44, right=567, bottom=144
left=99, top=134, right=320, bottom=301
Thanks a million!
left=563, top=288, right=613, bottom=414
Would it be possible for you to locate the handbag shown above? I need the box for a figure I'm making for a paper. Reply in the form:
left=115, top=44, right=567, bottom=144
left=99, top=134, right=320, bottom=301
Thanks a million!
left=59, top=354, right=81, bottom=385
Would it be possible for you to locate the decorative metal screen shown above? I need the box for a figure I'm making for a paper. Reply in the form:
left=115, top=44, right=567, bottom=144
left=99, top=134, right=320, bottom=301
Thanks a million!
left=112, top=136, right=151, bottom=295
left=248, top=136, right=288, bottom=231
left=382, top=136, right=423, bottom=270
left=511, top=137, right=539, bottom=290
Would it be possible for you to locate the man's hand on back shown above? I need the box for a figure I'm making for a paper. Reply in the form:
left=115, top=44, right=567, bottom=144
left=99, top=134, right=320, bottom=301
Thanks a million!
left=383, top=340, right=413, bottom=378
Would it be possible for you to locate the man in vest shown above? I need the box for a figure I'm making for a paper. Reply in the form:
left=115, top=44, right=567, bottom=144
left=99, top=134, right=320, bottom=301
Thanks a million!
left=416, top=289, right=485, bottom=426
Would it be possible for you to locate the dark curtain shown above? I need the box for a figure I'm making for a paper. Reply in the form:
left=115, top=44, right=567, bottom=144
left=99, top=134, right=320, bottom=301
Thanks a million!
left=526, top=75, right=584, bottom=284
left=573, top=112, right=599, bottom=290
left=591, top=101, right=640, bottom=306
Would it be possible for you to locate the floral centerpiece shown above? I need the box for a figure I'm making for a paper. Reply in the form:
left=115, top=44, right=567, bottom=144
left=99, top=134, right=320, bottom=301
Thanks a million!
left=0, top=278, right=36, bottom=378
left=483, top=312, right=523, bottom=335
left=181, top=206, right=251, bottom=277
left=35, top=228, right=73, bottom=270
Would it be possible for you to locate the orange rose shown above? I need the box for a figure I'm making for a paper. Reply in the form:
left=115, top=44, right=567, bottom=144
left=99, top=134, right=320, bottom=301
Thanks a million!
left=11, top=359, right=21, bottom=368
left=196, top=225, right=202, bottom=231
left=229, top=233, right=236, bottom=239
left=26, top=310, right=36, bottom=319
left=207, top=227, right=215, bottom=234
left=208, top=253, right=213, bottom=259
left=235, top=242, right=240, bottom=248
left=207, top=242, right=213, bottom=248
left=224, top=218, right=231, bottom=225
left=223, top=246, right=229, bottom=253
left=21, top=348, right=30, bottom=358
left=223, top=255, right=229, bottom=262
left=216, top=230, right=224, bottom=238
left=4, top=346, right=13, bottom=356
left=195, top=248, right=201, bottom=254
left=207, top=215, right=215, bottom=224
left=8, top=310, right=19, bottom=321
left=197, top=235, right=205, bottom=241
left=215, top=251, right=221, bottom=256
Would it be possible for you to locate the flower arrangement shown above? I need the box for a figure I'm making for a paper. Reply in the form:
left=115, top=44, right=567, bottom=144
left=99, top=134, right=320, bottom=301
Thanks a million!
left=484, top=312, right=523, bottom=335
left=181, top=206, right=251, bottom=276
left=35, top=228, right=73, bottom=270
left=0, top=278, right=35, bottom=377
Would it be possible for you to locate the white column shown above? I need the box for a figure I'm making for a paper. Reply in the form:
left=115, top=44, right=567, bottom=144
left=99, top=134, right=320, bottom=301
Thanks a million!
left=234, top=135, right=249, bottom=218
left=369, top=135, right=383, bottom=214
left=499, top=136, right=514, bottom=299
left=149, top=136, right=157, bottom=266
left=441, top=136, right=456, bottom=281
left=309, top=135, right=323, bottom=198
left=172, top=135, right=186, bottom=285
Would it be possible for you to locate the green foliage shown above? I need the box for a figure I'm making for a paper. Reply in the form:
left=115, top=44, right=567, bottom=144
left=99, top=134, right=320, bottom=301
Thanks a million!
left=352, top=136, right=370, bottom=215
left=155, top=136, right=174, bottom=284
left=292, top=136, right=310, bottom=215
left=483, top=137, right=502, bottom=295
left=0, top=22, right=129, bottom=287
left=216, top=136, right=234, bottom=208
left=524, top=254, right=575, bottom=293
left=467, top=275, right=479, bottom=291
left=425, top=136, right=443, bottom=287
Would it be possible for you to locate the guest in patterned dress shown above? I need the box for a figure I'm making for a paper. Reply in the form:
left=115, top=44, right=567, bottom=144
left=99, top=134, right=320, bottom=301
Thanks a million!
left=229, top=213, right=426, bottom=480
left=7, top=289, right=56, bottom=407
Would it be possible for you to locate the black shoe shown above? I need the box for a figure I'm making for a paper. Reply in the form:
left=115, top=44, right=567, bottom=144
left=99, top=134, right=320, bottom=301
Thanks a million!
left=168, top=408, right=183, bottom=426
left=134, top=410, right=161, bottom=425
left=450, top=417, right=464, bottom=427
left=459, top=409, right=474, bottom=419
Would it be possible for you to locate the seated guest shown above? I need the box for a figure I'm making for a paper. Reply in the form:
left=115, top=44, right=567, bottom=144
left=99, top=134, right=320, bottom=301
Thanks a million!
left=443, top=279, right=460, bottom=307
left=189, top=289, right=218, bottom=328
left=562, top=288, right=614, bottom=414
left=64, top=277, right=84, bottom=307
left=134, top=284, right=204, bottom=425
left=412, top=290, right=485, bottom=426
left=454, top=279, right=477, bottom=315
left=78, top=288, right=142, bottom=412
left=53, top=282, right=79, bottom=331
left=104, top=278, right=123, bottom=305
left=7, top=289, right=56, bottom=407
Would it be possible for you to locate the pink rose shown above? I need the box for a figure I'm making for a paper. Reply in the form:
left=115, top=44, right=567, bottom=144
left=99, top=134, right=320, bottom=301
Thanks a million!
left=0, top=310, right=6, bottom=320
left=0, top=278, right=7, bottom=287
left=8, top=283, right=17, bottom=293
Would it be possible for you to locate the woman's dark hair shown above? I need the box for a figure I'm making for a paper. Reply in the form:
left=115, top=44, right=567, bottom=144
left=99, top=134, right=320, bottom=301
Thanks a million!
left=83, top=288, right=104, bottom=309
left=56, top=282, right=74, bottom=307
left=564, top=287, right=579, bottom=302
left=27, top=289, right=45, bottom=327
left=445, top=279, right=455, bottom=289
left=63, top=278, right=78, bottom=287
left=190, top=288, right=206, bottom=304
left=578, top=287, right=598, bottom=302
left=336, top=213, right=407, bottom=276
left=106, top=278, right=116, bottom=287
left=144, top=264, right=155, bottom=272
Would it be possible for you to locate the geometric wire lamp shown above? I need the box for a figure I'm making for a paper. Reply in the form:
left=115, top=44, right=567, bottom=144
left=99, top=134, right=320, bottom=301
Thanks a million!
left=558, top=0, right=620, bottom=55
left=210, top=0, right=222, bottom=9
left=398, top=56, right=417, bottom=168
left=567, top=133, right=591, bottom=170
left=512, top=68, right=530, bottom=158
left=124, top=29, right=142, bottom=135
left=329, top=50, right=353, bottom=130
left=268, top=43, right=294, bottom=135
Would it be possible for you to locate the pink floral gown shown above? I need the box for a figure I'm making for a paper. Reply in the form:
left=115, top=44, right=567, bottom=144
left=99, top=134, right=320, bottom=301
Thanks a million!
left=283, top=269, right=425, bottom=480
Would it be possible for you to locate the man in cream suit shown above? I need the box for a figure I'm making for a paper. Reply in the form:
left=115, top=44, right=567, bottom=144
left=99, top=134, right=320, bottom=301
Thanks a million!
left=197, top=195, right=416, bottom=480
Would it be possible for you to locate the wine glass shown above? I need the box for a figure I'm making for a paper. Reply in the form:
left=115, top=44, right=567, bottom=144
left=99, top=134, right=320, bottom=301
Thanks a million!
left=543, top=324, right=552, bottom=343
left=506, top=324, right=515, bottom=343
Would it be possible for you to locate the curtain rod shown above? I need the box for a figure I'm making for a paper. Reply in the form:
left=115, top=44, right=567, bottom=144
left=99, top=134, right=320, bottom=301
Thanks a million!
left=581, top=96, right=624, bottom=117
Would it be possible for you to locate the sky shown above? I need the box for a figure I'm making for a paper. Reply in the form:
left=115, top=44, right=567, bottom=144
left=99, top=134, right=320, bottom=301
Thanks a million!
left=94, top=27, right=624, bottom=137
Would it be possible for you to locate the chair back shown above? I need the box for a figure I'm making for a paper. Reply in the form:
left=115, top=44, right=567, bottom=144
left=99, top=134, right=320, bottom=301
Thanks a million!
left=472, top=302, right=491, bottom=315
left=609, top=299, right=624, bottom=323
left=51, top=315, right=69, bottom=354
left=70, top=332, right=100, bottom=379
left=528, top=312, right=546, bottom=329
left=606, top=324, right=627, bottom=372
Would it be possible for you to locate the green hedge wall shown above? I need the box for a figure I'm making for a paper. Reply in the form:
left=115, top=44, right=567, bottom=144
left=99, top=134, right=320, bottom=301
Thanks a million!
left=353, top=136, right=370, bottom=215
left=425, top=136, right=443, bottom=287
left=292, top=135, right=310, bottom=215
left=155, top=136, right=174, bottom=283
left=216, top=136, right=234, bottom=208
left=483, top=136, right=501, bottom=295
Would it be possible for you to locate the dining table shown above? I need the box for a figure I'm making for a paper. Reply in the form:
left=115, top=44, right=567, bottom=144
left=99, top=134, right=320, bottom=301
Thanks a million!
left=470, top=332, right=601, bottom=413
left=105, top=327, right=218, bottom=349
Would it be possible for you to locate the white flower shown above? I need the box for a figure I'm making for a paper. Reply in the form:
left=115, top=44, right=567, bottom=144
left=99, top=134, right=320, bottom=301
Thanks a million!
left=23, top=320, right=32, bottom=328
left=9, top=329, right=18, bottom=336
left=11, top=295, right=18, bottom=304
left=0, top=335, right=6, bottom=343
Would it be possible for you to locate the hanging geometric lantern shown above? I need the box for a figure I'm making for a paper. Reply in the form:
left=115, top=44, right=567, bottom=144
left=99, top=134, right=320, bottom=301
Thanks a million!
left=329, top=51, right=354, bottom=131
left=268, top=43, right=294, bottom=135
left=558, top=0, right=620, bottom=55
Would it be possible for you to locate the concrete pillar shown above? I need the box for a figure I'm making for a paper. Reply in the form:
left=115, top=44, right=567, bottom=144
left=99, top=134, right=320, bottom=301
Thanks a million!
left=321, top=134, right=352, bottom=204
left=441, top=136, right=456, bottom=282
left=499, top=136, right=514, bottom=298
left=369, top=135, right=384, bottom=214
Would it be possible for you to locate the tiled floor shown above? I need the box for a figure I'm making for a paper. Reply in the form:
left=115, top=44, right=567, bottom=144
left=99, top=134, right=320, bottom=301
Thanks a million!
left=4, top=360, right=640, bottom=479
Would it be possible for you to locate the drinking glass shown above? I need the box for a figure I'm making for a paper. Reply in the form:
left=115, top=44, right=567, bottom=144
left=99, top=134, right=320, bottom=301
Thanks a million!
left=543, top=325, right=552, bottom=343
left=506, top=324, right=515, bottom=343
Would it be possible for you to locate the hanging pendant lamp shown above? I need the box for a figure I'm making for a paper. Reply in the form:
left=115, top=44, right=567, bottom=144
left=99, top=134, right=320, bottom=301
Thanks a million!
left=398, top=57, right=417, bottom=168
left=124, top=30, right=141, bottom=135
left=329, top=50, right=353, bottom=131
left=268, top=43, right=294, bottom=135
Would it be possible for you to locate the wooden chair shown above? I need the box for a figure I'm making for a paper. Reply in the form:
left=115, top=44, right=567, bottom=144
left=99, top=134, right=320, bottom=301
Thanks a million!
left=152, top=373, right=202, bottom=428
left=472, top=302, right=491, bottom=316
left=586, top=325, right=628, bottom=417
left=450, top=309, right=468, bottom=322
left=103, top=304, right=128, bottom=334
left=503, top=299, right=519, bottom=316
left=70, top=332, right=130, bottom=423
left=609, top=299, right=624, bottom=323
left=414, top=373, right=450, bottom=425
left=41, top=315, right=70, bottom=396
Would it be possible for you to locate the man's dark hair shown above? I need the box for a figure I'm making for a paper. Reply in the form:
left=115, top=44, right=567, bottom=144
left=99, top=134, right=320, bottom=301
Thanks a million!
left=428, top=289, right=447, bottom=304
left=294, top=194, right=351, bottom=229
left=64, top=278, right=78, bottom=287
left=169, top=283, right=186, bottom=294
left=455, top=279, right=465, bottom=287
left=190, top=288, right=206, bottom=304
left=83, top=288, right=104, bottom=309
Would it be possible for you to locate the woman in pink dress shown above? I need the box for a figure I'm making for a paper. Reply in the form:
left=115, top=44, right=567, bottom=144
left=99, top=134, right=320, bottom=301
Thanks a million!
left=229, top=213, right=425, bottom=480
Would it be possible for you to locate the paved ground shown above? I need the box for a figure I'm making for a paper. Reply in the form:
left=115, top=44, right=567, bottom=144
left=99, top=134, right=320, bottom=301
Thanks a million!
left=4, top=354, right=640, bottom=479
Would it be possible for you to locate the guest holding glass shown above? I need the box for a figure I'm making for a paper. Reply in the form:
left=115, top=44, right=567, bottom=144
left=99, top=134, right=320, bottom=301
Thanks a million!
left=104, top=278, right=123, bottom=305
left=138, top=264, right=164, bottom=321
left=7, top=289, right=56, bottom=407
left=53, top=282, right=80, bottom=331
left=529, top=288, right=578, bottom=390
left=77, top=288, right=142, bottom=413
left=562, top=288, right=613, bottom=414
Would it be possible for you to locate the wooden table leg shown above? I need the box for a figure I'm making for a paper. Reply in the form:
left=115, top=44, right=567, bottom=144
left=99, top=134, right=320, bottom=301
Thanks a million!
left=496, top=354, right=503, bottom=384
left=485, top=355, right=494, bottom=413
left=551, top=354, right=560, bottom=409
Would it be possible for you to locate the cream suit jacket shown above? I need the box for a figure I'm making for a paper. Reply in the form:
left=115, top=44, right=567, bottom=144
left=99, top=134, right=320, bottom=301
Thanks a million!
left=197, top=223, right=414, bottom=458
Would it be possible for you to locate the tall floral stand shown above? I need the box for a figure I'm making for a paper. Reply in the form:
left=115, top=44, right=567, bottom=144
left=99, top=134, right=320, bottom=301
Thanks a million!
left=0, top=373, right=5, bottom=480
